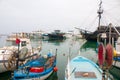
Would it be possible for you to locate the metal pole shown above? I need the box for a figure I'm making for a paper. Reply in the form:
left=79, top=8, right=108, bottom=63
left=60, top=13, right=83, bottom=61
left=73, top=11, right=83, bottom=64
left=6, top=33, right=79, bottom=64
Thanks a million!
left=55, top=49, right=57, bottom=58
left=112, top=37, right=114, bottom=47
left=104, top=39, right=106, bottom=46
left=109, top=23, right=112, bottom=44
left=16, top=44, right=19, bottom=69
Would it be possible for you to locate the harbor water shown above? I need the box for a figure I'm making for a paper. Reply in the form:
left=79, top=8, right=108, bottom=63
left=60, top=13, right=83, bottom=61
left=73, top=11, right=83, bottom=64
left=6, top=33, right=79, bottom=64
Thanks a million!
left=0, top=36, right=120, bottom=80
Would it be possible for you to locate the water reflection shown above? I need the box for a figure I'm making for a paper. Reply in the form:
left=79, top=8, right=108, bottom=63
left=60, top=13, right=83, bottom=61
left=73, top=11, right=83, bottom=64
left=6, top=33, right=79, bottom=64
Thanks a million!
left=80, top=41, right=97, bottom=52
left=46, top=72, right=58, bottom=80
left=42, top=39, right=66, bottom=46
left=0, top=71, right=58, bottom=80
left=0, top=71, right=11, bottom=80
left=109, top=66, right=120, bottom=80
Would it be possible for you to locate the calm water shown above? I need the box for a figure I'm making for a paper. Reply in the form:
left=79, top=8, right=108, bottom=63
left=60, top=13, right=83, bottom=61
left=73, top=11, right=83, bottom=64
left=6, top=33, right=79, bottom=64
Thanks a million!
left=0, top=36, right=119, bottom=80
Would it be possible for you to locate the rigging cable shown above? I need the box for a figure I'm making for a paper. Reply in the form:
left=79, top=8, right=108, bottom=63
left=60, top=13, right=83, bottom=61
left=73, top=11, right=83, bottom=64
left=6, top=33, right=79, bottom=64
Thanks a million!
left=80, top=4, right=98, bottom=30
left=103, top=11, right=120, bottom=26
left=86, top=16, right=98, bottom=32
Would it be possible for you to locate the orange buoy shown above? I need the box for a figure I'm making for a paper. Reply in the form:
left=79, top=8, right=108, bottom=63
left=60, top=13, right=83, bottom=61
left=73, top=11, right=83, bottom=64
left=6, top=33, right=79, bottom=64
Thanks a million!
left=105, top=43, right=113, bottom=68
left=53, top=67, right=58, bottom=72
left=98, top=43, right=105, bottom=66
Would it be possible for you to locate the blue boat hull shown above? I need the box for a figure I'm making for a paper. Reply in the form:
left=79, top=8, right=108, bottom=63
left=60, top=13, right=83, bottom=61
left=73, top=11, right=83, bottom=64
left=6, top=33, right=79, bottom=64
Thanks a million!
left=13, top=70, right=53, bottom=80
left=13, top=53, right=57, bottom=80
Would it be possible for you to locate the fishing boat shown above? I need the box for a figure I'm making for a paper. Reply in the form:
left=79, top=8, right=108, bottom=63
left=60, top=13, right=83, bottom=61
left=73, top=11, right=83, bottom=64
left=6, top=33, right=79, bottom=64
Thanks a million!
left=65, top=55, right=113, bottom=80
left=79, top=0, right=120, bottom=42
left=0, top=33, right=41, bottom=73
left=12, top=51, right=57, bottom=80
left=29, top=30, right=43, bottom=39
left=65, top=41, right=113, bottom=80
left=64, top=31, right=73, bottom=39
left=65, top=56, right=104, bottom=80
left=42, top=30, right=66, bottom=40
left=112, top=37, right=120, bottom=68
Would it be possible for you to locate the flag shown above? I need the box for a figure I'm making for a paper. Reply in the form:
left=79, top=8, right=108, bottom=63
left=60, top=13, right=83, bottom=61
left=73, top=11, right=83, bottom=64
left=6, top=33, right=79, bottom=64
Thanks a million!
left=16, top=38, right=20, bottom=44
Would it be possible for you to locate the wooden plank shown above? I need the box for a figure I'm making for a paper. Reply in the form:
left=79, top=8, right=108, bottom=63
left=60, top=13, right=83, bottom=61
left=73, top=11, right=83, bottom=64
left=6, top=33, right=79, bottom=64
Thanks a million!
left=74, top=72, right=97, bottom=78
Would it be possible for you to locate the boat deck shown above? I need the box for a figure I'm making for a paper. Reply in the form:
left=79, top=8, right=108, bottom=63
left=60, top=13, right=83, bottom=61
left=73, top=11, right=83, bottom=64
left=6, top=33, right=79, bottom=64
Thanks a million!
left=74, top=71, right=97, bottom=78
left=113, top=61, right=120, bottom=68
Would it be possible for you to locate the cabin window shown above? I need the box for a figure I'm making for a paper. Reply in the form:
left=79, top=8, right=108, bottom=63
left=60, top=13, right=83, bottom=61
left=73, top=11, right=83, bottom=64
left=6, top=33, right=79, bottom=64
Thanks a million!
left=21, top=41, right=26, bottom=46
left=6, top=41, right=17, bottom=46
left=12, top=41, right=18, bottom=46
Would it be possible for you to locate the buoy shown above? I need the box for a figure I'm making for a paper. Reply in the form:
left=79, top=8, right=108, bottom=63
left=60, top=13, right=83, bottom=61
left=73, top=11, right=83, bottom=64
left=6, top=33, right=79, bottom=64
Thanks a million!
left=105, top=43, right=113, bottom=68
left=98, top=43, right=105, bottom=66
left=53, top=67, right=58, bottom=72
left=113, top=49, right=117, bottom=57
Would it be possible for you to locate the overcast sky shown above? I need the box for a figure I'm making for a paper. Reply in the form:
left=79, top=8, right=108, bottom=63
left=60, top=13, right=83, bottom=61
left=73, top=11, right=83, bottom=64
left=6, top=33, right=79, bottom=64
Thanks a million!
left=0, top=0, right=120, bottom=34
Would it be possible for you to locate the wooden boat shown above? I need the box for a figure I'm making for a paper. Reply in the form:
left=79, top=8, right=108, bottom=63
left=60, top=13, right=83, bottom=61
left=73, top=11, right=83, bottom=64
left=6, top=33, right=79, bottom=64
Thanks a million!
left=12, top=52, right=57, bottom=80
left=65, top=42, right=113, bottom=80
left=65, top=56, right=104, bottom=80
left=0, top=34, right=41, bottom=73
left=42, top=30, right=66, bottom=40
left=79, top=0, right=120, bottom=42
left=81, top=26, right=120, bottom=42
left=65, top=55, right=114, bottom=80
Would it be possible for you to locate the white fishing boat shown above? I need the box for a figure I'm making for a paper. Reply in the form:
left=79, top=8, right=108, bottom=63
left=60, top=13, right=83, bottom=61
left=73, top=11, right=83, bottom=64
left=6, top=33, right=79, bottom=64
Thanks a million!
left=73, top=28, right=83, bottom=39
left=29, top=30, right=44, bottom=39
left=64, top=31, right=73, bottom=39
left=0, top=34, right=41, bottom=73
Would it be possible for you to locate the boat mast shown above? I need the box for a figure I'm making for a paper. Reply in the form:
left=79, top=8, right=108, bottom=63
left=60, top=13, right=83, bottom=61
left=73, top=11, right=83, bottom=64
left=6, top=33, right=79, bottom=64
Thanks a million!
left=97, top=0, right=103, bottom=29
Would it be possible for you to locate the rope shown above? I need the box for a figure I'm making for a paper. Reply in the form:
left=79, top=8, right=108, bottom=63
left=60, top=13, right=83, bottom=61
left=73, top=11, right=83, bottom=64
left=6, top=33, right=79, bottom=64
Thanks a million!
left=3, top=51, right=8, bottom=70
left=2, top=48, right=16, bottom=71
